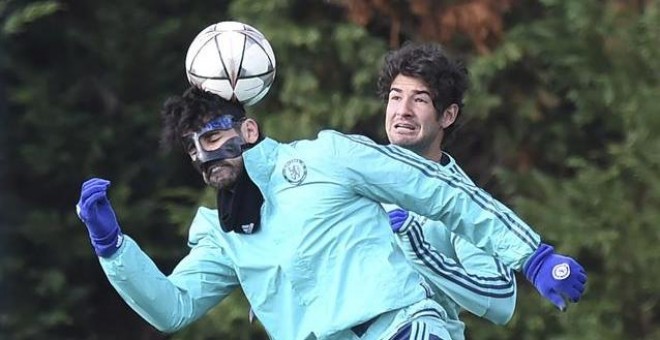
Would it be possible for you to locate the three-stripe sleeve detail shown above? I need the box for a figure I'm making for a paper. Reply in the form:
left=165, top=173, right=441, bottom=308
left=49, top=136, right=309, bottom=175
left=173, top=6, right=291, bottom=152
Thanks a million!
left=389, top=308, right=446, bottom=340
left=449, top=224, right=513, bottom=280
left=406, top=221, right=516, bottom=298
left=410, top=308, right=445, bottom=320
left=344, top=135, right=539, bottom=250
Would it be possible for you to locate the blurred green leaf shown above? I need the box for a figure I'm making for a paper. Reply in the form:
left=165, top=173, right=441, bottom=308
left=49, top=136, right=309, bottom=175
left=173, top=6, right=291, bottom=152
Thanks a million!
left=2, top=1, right=60, bottom=35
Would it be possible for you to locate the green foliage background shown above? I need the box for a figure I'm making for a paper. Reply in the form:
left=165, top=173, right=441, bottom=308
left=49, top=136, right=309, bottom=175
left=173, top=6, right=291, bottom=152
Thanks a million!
left=1, top=0, right=658, bottom=339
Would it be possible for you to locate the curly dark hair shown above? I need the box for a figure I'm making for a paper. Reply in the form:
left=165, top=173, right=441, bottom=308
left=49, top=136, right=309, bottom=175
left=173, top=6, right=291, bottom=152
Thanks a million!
left=160, top=86, right=246, bottom=151
left=376, top=42, right=469, bottom=137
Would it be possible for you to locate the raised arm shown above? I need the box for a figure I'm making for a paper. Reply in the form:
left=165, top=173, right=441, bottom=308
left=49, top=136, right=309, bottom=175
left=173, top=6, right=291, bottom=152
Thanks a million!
left=325, top=132, right=586, bottom=310
left=76, top=178, right=239, bottom=332
left=329, top=133, right=540, bottom=268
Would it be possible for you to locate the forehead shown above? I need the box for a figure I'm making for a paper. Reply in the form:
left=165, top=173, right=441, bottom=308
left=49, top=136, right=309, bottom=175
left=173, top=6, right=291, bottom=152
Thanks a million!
left=390, top=74, right=431, bottom=94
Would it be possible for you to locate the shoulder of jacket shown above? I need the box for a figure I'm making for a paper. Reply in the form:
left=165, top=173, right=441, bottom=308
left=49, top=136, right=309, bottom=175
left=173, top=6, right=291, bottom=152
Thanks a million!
left=317, top=130, right=379, bottom=148
left=188, top=206, right=223, bottom=247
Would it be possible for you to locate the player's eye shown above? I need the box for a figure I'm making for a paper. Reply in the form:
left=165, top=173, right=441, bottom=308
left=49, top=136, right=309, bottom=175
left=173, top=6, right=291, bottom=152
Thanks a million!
left=202, top=131, right=221, bottom=143
left=198, top=131, right=226, bottom=151
left=414, top=93, right=433, bottom=104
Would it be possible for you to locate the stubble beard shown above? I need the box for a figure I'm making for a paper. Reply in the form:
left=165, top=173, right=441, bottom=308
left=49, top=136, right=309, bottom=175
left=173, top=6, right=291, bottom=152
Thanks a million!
left=202, top=161, right=242, bottom=190
left=390, top=133, right=434, bottom=157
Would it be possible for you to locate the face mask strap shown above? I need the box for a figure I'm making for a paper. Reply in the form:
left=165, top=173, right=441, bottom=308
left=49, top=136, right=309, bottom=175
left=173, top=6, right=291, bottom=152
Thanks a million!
left=200, top=114, right=235, bottom=132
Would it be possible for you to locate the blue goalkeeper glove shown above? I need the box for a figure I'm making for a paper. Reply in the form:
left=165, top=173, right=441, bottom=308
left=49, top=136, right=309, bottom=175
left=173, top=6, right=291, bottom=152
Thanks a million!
left=388, top=208, right=412, bottom=233
left=75, top=178, right=123, bottom=257
left=523, top=243, right=587, bottom=311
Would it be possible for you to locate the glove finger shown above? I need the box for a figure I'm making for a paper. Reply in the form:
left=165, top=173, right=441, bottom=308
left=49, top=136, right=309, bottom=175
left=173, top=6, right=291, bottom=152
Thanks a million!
left=81, top=179, right=110, bottom=194
left=567, top=272, right=587, bottom=288
left=575, top=270, right=587, bottom=284
left=81, top=178, right=111, bottom=191
left=546, top=291, right=567, bottom=311
left=79, top=189, right=108, bottom=212
left=79, top=191, right=109, bottom=219
left=564, top=286, right=583, bottom=302
left=388, top=209, right=407, bottom=219
left=569, top=261, right=586, bottom=275
left=79, top=181, right=111, bottom=203
left=572, top=281, right=586, bottom=295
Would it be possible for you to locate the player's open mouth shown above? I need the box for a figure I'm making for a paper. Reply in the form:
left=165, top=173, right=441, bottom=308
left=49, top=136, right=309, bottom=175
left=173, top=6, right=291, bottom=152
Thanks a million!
left=394, top=123, right=416, bottom=131
left=205, top=164, right=224, bottom=178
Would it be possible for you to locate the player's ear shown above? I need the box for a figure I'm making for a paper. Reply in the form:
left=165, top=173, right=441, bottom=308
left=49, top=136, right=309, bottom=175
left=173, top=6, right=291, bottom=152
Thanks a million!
left=240, top=118, right=260, bottom=144
left=440, top=104, right=459, bottom=129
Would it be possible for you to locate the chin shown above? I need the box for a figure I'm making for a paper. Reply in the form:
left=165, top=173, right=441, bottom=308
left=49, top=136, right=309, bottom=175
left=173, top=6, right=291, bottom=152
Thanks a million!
left=206, top=181, right=227, bottom=190
left=203, top=173, right=234, bottom=190
left=392, top=137, right=417, bottom=148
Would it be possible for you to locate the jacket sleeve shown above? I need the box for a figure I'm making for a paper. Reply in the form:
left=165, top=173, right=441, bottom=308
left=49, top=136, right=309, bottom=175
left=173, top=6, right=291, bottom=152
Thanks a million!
left=451, top=232, right=517, bottom=324
left=325, top=131, right=541, bottom=270
left=394, top=213, right=516, bottom=325
left=99, top=210, right=239, bottom=333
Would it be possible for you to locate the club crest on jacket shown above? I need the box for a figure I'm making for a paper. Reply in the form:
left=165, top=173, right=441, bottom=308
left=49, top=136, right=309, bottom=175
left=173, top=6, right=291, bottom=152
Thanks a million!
left=282, top=159, right=307, bottom=185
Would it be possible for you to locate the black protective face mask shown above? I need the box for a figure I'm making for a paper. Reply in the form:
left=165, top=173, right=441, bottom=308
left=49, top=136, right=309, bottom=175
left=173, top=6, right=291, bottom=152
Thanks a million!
left=192, top=135, right=247, bottom=174
left=181, top=114, right=248, bottom=173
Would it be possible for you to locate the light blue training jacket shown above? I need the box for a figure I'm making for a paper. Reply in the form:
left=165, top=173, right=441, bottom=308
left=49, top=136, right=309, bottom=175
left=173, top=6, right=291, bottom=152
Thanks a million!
left=99, top=130, right=539, bottom=340
left=384, top=153, right=517, bottom=340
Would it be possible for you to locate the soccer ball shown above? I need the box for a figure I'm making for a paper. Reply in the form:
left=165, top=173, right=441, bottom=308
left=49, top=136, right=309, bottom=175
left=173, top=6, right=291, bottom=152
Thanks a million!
left=185, top=21, right=276, bottom=106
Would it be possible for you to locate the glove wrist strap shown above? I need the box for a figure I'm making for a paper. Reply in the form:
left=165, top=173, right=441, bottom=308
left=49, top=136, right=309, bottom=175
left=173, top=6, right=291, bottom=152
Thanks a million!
left=523, top=243, right=553, bottom=282
left=91, top=227, right=123, bottom=257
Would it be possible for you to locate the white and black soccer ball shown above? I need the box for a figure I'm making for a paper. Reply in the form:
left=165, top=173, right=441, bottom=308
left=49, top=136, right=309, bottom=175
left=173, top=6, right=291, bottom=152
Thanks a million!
left=185, top=21, right=276, bottom=106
